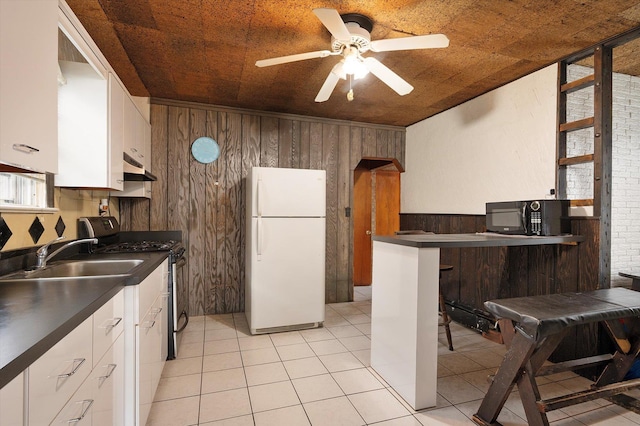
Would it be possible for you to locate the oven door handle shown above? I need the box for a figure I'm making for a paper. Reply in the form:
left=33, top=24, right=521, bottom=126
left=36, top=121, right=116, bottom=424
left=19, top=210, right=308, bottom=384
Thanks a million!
left=175, top=257, right=187, bottom=268
left=175, top=310, right=189, bottom=333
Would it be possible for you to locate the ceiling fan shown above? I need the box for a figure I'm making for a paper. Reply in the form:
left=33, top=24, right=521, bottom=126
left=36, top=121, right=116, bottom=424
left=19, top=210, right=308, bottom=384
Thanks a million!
left=256, top=8, right=449, bottom=102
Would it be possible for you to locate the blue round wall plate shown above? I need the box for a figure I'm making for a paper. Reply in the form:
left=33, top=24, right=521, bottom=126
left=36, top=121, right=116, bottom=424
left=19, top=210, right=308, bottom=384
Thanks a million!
left=191, top=137, right=220, bottom=164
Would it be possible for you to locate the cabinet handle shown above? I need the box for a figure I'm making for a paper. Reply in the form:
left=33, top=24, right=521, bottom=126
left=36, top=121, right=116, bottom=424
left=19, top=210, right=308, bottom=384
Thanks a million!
left=58, top=358, right=86, bottom=378
left=150, top=307, right=162, bottom=320
left=98, top=363, right=117, bottom=380
left=130, top=147, right=138, bottom=153
left=102, top=317, right=122, bottom=330
left=117, top=179, right=124, bottom=183
left=142, top=320, right=156, bottom=329
left=12, top=143, right=40, bottom=153
left=67, top=399, right=93, bottom=423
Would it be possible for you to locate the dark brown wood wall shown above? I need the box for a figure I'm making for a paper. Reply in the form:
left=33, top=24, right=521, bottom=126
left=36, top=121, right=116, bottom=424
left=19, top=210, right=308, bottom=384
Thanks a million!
left=120, top=100, right=405, bottom=316
left=400, top=213, right=602, bottom=363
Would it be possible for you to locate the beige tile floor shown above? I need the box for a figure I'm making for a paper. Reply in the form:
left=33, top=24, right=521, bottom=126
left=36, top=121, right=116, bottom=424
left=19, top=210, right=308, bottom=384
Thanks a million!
left=147, top=286, right=640, bottom=425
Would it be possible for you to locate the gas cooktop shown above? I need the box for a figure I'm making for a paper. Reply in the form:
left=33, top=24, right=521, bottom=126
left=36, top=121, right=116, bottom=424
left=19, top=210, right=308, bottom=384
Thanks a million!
left=97, top=240, right=179, bottom=253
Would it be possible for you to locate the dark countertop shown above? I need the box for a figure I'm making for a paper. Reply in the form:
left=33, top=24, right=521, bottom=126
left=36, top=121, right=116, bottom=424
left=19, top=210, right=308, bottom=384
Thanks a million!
left=372, top=232, right=584, bottom=248
left=0, top=251, right=169, bottom=389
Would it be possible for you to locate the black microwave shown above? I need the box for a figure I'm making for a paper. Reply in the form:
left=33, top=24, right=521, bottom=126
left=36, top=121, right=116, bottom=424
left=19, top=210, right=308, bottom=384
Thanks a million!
left=485, top=200, right=570, bottom=236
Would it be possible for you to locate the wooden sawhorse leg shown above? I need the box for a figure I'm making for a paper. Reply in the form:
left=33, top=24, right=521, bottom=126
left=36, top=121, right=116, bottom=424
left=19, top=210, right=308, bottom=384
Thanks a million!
left=472, top=320, right=567, bottom=426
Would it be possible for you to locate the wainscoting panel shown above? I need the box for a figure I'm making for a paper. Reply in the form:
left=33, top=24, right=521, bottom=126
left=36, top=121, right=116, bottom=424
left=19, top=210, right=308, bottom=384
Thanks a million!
left=400, top=213, right=602, bottom=364
left=120, top=100, right=405, bottom=315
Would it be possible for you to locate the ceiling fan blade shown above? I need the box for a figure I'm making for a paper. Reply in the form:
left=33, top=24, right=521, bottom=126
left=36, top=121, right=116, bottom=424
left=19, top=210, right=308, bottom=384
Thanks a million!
left=256, top=50, right=334, bottom=67
left=313, top=8, right=352, bottom=42
left=370, top=34, right=449, bottom=52
left=363, top=57, right=413, bottom=96
left=315, top=62, right=346, bottom=102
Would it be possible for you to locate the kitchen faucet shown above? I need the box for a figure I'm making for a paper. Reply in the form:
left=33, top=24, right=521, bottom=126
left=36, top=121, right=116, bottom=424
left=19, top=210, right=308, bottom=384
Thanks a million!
left=35, top=237, right=98, bottom=269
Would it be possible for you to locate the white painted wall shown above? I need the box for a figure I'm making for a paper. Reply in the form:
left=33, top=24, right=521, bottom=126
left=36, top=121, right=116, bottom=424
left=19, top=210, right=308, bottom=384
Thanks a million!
left=403, top=65, right=558, bottom=214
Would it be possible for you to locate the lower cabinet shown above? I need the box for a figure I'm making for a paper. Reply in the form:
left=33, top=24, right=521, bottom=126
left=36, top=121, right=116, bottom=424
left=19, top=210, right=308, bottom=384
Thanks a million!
left=20, top=288, right=125, bottom=425
left=124, top=259, right=169, bottom=425
left=92, top=333, right=125, bottom=426
left=0, top=373, right=23, bottom=426
left=2, top=261, right=169, bottom=425
left=138, top=294, right=165, bottom=425
left=28, top=317, right=94, bottom=424
left=52, top=333, right=125, bottom=425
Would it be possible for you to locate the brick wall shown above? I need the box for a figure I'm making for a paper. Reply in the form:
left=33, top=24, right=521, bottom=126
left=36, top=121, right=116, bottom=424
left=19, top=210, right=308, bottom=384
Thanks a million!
left=567, top=65, right=640, bottom=285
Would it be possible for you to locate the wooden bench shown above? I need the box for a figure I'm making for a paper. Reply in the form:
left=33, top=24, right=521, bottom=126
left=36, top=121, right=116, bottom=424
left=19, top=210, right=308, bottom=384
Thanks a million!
left=472, top=288, right=640, bottom=426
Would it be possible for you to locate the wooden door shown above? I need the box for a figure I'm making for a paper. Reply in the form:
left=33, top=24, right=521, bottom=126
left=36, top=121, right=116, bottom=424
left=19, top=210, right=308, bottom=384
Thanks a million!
left=353, top=158, right=403, bottom=286
left=375, top=171, right=400, bottom=236
left=353, top=169, right=372, bottom=286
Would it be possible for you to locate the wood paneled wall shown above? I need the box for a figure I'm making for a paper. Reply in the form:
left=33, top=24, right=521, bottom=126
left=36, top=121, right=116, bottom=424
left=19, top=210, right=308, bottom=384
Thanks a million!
left=400, top=213, right=604, bottom=363
left=120, top=100, right=405, bottom=316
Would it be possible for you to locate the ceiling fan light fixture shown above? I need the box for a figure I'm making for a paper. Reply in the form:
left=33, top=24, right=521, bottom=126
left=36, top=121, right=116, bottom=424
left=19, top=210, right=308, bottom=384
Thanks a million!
left=332, top=61, right=347, bottom=80
left=260, top=8, right=448, bottom=103
left=342, top=47, right=369, bottom=79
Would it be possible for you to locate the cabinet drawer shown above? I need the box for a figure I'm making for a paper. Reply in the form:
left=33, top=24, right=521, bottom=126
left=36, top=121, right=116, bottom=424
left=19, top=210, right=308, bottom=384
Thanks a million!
left=51, top=377, right=93, bottom=425
left=29, top=317, right=93, bottom=425
left=138, top=259, right=167, bottom=318
left=93, top=333, right=125, bottom=426
left=93, top=288, right=124, bottom=366
left=53, top=333, right=125, bottom=426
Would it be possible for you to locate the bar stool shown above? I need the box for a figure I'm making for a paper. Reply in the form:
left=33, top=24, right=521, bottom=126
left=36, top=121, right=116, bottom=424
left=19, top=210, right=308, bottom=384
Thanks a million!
left=395, top=230, right=455, bottom=351
left=439, top=264, right=454, bottom=351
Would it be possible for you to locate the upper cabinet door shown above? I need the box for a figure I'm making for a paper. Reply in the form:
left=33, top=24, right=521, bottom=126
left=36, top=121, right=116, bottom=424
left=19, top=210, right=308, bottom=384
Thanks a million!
left=56, top=1, right=127, bottom=190
left=109, top=74, right=125, bottom=190
left=123, top=97, right=149, bottom=168
left=0, top=0, right=58, bottom=173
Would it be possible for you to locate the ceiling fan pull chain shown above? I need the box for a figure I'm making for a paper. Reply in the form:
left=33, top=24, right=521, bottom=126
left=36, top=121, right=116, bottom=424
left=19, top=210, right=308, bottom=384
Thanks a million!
left=347, top=74, right=354, bottom=101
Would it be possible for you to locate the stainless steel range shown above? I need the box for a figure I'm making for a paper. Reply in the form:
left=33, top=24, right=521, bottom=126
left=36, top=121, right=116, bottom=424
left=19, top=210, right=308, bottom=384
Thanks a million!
left=78, top=216, right=188, bottom=359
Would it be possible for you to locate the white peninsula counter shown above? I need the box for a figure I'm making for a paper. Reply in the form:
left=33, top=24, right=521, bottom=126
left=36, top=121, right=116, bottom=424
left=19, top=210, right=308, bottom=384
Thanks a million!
left=370, top=232, right=584, bottom=410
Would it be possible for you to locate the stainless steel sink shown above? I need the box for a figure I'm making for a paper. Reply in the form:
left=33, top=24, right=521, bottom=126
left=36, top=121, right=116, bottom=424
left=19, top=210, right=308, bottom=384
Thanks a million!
left=0, top=259, right=143, bottom=280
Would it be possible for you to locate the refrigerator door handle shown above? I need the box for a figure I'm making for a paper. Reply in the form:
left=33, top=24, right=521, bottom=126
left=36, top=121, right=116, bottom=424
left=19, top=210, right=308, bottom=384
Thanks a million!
left=257, top=177, right=263, bottom=217
left=257, top=216, right=263, bottom=259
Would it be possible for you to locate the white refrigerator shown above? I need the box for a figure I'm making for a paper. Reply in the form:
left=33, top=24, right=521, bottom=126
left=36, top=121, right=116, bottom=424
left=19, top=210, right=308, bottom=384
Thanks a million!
left=245, top=166, right=326, bottom=334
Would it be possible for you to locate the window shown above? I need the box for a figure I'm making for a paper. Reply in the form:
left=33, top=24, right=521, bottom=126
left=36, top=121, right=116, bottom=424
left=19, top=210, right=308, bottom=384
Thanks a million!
left=0, top=173, right=54, bottom=210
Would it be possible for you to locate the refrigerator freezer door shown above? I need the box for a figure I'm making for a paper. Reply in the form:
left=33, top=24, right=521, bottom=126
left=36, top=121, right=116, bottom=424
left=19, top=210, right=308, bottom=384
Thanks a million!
left=246, top=217, right=325, bottom=332
left=249, top=167, right=326, bottom=217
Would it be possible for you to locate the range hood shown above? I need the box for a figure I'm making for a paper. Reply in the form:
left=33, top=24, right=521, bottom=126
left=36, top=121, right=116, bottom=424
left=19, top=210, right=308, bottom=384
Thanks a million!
left=123, top=152, right=157, bottom=181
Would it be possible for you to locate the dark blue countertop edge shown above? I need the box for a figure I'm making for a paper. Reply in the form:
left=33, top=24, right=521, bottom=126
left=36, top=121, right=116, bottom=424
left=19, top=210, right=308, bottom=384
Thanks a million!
left=0, top=251, right=169, bottom=389
left=372, top=233, right=585, bottom=248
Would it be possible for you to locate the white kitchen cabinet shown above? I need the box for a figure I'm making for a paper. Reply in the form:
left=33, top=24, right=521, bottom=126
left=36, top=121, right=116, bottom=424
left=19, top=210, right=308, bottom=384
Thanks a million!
left=56, top=3, right=124, bottom=190
left=93, top=279, right=125, bottom=367
left=0, top=0, right=58, bottom=173
left=0, top=373, right=23, bottom=426
left=29, top=316, right=93, bottom=425
left=93, top=333, right=125, bottom=426
left=108, top=73, right=126, bottom=190
left=138, top=293, right=166, bottom=425
left=124, top=260, right=169, bottom=425
left=123, top=96, right=151, bottom=168
left=21, top=287, right=125, bottom=425
left=118, top=109, right=151, bottom=198
left=53, top=332, right=125, bottom=425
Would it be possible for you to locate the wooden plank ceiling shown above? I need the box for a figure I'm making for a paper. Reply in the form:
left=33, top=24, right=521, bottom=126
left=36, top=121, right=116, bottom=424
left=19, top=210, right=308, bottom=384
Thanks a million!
left=66, top=0, right=640, bottom=127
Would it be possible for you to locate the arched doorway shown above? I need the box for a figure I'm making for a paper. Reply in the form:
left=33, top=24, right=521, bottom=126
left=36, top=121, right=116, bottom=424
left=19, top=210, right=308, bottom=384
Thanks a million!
left=353, top=157, right=404, bottom=286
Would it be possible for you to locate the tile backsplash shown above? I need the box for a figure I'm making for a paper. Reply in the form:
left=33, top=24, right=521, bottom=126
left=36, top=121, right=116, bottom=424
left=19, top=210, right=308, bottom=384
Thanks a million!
left=0, top=188, right=119, bottom=251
